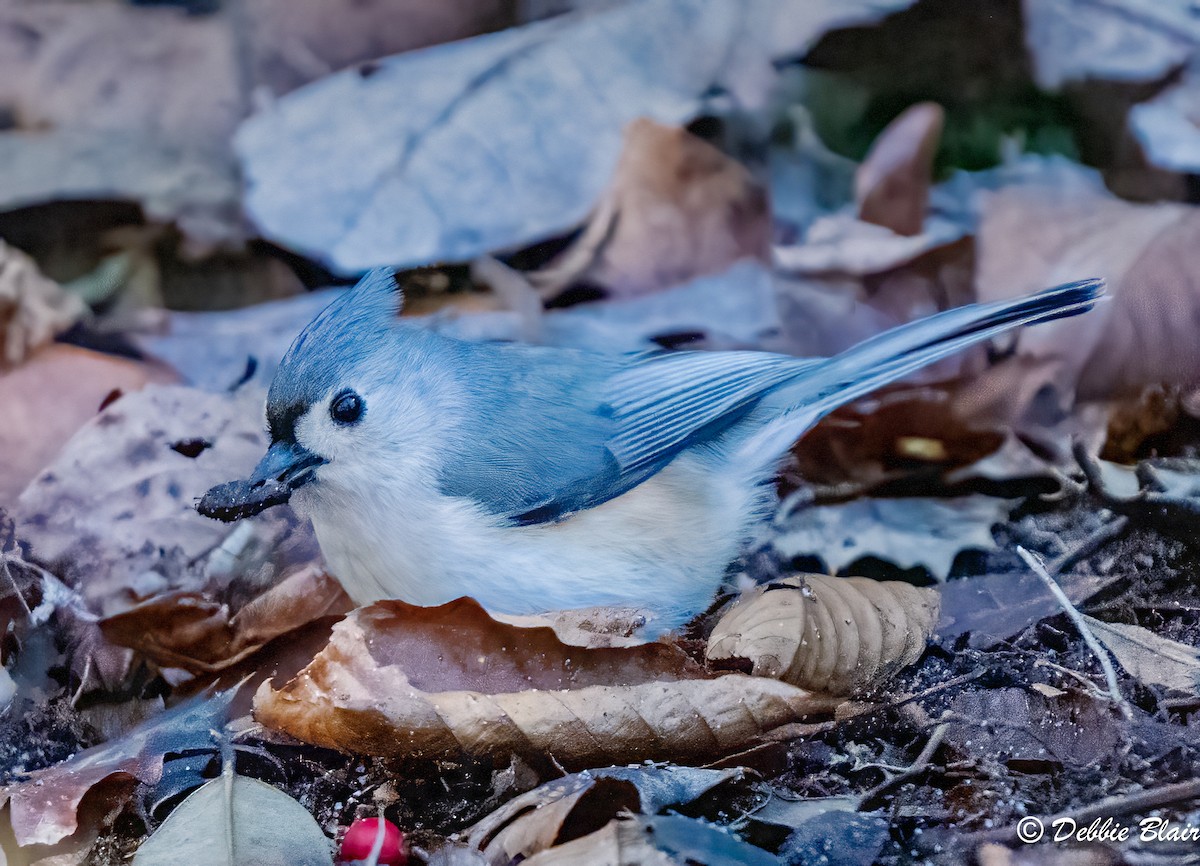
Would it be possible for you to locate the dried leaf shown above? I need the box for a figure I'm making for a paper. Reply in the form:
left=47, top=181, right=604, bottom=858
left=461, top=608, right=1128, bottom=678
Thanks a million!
left=235, top=0, right=913, bottom=273
left=243, top=0, right=516, bottom=95
left=976, top=180, right=1200, bottom=399
left=0, top=242, right=87, bottom=368
left=14, top=385, right=317, bottom=616
left=132, top=773, right=333, bottom=866
left=0, top=345, right=166, bottom=505
left=522, top=814, right=779, bottom=866
left=99, top=566, right=351, bottom=675
left=467, top=765, right=747, bottom=865
left=1083, top=616, right=1200, bottom=695
left=771, top=497, right=1013, bottom=579
left=0, top=4, right=243, bottom=245
left=254, top=598, right=840, bottom=768
left=529, top=119, right=770, bottom=299
left=706, top=575, right=939, bottom=695
left=1021, top=0, right=1192, bottom=90
left=0, top=690, right=234, bottom=847
left=855, top=102, right=944, bottom=237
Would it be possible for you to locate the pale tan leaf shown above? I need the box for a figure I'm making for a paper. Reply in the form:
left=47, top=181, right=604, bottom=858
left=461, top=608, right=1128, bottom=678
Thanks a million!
left=706, top=575, right=940, bottom=695
left=529, top=119, right=771, bottom=300
left=0, top=241, right=87, bottom=368
left=856, top=102, right=944, bottom=236
left=253, top=598, right=840, bottom=769
left=976, top=182, right=1200, bottom=400
left=1083, top=615, right=1200, bottom=695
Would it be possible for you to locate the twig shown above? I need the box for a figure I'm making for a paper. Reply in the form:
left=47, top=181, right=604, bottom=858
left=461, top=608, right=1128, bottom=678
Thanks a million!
left=1017, top=546, right=1133, bottom=720
left=763, top=668, right=987, bottom=743
left=1073, top=440, right=1200, bottom=529
left=965, top=778, right=1200, bottom=844
left=858, top=722, right=948, bottom=806
left=1047, top=515, right=1129, bottom=575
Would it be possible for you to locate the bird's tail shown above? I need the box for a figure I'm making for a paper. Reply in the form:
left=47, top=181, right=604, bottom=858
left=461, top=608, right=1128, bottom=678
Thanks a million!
left=737, top=278, right=1104, bottom=461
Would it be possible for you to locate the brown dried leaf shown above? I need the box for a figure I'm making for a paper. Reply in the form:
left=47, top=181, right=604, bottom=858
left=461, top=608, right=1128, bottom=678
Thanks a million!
left=856, top=102, right=944, bottom=236
left=530, top=119, right=771, bottom=300
left=0, top=345, right=168, bottom=505
left=467, top=765, right=745, bottom=866
left=99, top=566, right=351, bottom=675
left=254, top=598, right=839, bottom=768
left=706, top=575, right=939, bottom=696
left=976, top=182, right=1200, bottom=400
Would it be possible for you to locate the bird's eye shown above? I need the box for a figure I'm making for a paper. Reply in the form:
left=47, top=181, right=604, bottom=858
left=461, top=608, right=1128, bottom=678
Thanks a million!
left=330, top=390, right=365, bottom=425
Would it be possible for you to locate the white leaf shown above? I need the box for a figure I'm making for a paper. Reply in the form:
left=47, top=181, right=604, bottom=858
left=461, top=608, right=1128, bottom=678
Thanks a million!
left=133, top=775, right=333, bottom=866
left=235, top=0, right=912, bottom=273
left=1083, top=616, right=1200, bottom=695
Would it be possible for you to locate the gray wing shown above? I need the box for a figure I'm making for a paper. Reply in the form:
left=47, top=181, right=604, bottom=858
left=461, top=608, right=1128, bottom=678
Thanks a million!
left=436, top=343, right=814, bottom=525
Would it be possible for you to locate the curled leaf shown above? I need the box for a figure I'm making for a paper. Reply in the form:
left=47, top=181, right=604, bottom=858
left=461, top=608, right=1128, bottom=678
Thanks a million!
left=254, top=598, right=840, bottom=768
left=530, top=118, right=771, bottom=300
left=706, top=575, right=939, bottom=695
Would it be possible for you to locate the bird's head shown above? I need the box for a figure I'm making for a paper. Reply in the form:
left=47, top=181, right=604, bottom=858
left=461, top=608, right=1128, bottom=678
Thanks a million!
left=198, top=268, right=419, bottom=522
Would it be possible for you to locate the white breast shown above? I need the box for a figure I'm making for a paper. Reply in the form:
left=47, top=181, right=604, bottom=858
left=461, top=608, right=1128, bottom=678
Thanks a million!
left=302, top=451, right=772, bottom=632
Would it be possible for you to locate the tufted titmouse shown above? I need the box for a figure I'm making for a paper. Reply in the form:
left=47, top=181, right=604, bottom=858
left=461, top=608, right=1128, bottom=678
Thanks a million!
left=199, top=270, right=1101, bottom=632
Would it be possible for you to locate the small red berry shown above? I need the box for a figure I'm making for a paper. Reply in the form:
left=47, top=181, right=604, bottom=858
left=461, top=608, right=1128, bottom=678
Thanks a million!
left=339, top=817, right=407, bottom=865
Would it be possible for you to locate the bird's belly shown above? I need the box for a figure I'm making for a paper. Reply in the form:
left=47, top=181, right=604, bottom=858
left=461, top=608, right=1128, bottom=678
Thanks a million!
left=309, top=453, right=768, bottom=632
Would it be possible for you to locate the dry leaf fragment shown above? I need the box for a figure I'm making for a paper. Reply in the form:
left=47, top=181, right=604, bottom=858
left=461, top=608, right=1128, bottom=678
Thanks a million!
left=99, top=566, right=351, bottom=675
left=0, top=241, right=88, bottom=368
left=855, top=102, right=944, bottom=236
left=1082, top=616, right=1200, bottom=695
left=0, top=690, right=234, bottom=847
left=976, top=182, right=1200, bottom=400
left=467, top=765, right=746, bottom=866
left=254, top=598, right=839, bottom=768
left=530, top=119, right=771, bottom=300
left=706, top=575, right=939, bottom=695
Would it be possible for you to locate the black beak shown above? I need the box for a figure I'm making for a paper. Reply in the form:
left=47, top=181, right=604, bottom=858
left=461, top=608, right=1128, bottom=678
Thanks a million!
left=196, top=441, right=327, bottom=522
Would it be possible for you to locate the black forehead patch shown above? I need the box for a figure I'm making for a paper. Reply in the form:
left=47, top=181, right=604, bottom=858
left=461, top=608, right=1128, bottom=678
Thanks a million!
left=267, top=399, right=307, bottom=444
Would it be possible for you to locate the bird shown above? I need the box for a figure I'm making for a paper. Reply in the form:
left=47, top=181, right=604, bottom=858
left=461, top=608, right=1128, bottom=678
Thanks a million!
left=199, top=270, right=1102, bottom=633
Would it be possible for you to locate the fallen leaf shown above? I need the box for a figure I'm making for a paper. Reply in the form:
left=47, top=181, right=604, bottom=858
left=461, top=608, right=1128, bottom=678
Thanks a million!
left=944, top=688, right=1123, bottom=771
left=1021, top=0, right=1192, bottom=90
left=779, top=808, right=889, bottom=866
left=976, top=179, right=1200, bottom=400
left=786, top=382, right=1006, bottom=491
left=855, top=102, right=944, bottom=236
left=0, top=241, right=87, bottom=368
left=1083, top=616, right=1200, bottom=695
left=938, top=570, right=1118, bottom=650
left=0, top=4, right=243, bottom=246
left=14, top=384, right=317, bottom=617
left=771, top=496, right=1013, bottom=580
left=527, top=813, right=780, bottom=866
left=0, top=345, right=170, bottom=507
left=242, top=0, right=516, bottom=95
left=132, top=772, right=333, bottom=866
left=254, top=598, right=841, bottom=769
left=706, top=575, right=939, bottom=695
left=0, top=690, right=234, bottom=847
left=529, top=119, right=770, bottom=300
left=235, top=0, right=914, bottom=273
left=99, top=565, right=351, bottom=675
left=467, top=765, right=749, bottom=865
